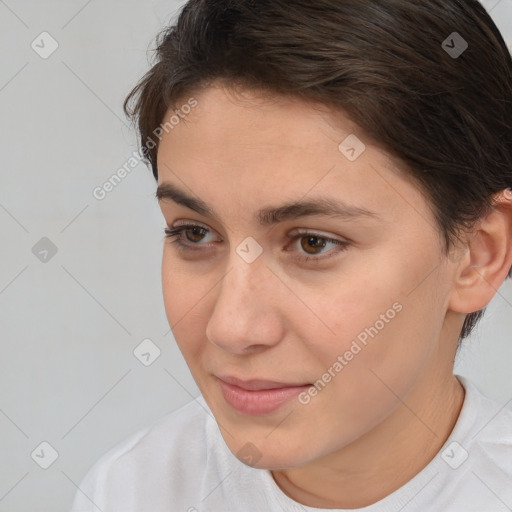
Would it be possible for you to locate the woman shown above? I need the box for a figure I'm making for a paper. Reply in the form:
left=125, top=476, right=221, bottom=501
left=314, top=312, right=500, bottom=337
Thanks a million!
left=71, top=0, right=512, bottom=510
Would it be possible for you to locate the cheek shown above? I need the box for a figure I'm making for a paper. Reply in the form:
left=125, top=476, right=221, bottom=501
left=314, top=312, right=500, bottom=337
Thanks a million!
left=161, top=246, right=213, bottom=315
left=297, top=256, right=443, bottom=387
left=297, top=270, right=403, bottom=358
left=161, top=256, right=187, bottom=323
left=307, top=266, right=448, bottom=414
left=161, top=253, right=211, bottom=356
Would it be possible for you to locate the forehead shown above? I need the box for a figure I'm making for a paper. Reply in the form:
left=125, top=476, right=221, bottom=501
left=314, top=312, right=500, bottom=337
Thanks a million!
left=155, top=84, right=427, bottom=227
left=162, top=84, right=364, bottom=151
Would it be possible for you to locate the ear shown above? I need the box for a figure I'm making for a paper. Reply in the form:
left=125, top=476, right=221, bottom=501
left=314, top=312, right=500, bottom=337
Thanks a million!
left=448, top=189, right=512, bottom=314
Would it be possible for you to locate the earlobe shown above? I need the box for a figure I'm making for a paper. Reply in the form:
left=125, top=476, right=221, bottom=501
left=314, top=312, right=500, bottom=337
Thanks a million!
left=448, top=189, right=512, bottom=314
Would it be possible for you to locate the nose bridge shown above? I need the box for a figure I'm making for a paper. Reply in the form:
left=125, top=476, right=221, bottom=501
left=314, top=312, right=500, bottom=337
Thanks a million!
left=205, top=252, right=284, bottom=353
left=231, top=249, right=265, bottom=293
left=216, top=254, right=270, bottom=321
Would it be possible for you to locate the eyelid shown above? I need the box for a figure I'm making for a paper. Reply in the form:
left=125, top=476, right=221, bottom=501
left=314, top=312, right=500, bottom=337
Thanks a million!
left=169, top=221, right=347, bottom=243
left=165, top=221, right=350, bottom=263
left=171, top=219, right=216, bottom=233
left=287, top=227, right=349, bottom=244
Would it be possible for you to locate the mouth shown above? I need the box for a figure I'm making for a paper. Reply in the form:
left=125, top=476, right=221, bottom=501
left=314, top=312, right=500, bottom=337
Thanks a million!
left=215, top=375, right=312, bottom=415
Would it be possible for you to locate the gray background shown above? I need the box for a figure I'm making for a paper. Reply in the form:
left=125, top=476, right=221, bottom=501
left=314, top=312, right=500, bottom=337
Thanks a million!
left=0, top=1, right=511, bottom=510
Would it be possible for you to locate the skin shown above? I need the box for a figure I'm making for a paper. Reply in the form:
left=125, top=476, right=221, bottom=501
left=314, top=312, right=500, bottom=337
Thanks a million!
left=155, top=82, right=512, bottom=508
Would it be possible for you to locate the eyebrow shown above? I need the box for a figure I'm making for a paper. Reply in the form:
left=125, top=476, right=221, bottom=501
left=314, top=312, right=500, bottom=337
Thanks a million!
left=155, top=182, right=378, bottom=226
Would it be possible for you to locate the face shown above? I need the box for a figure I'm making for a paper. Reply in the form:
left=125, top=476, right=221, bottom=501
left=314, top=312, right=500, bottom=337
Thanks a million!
left=156, top=83, right=457, bottom=470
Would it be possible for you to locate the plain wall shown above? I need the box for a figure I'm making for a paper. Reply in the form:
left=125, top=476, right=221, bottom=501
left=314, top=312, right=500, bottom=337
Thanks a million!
left=0, top=1, right=511, bottom=510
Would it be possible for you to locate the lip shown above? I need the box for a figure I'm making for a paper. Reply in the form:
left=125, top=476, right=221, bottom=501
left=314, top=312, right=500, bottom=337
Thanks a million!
left=216, top=375, right=311, bottom=415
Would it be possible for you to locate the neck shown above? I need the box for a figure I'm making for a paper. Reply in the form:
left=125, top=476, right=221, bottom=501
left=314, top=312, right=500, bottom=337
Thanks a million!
left=272, top=370, right=465, bottom=508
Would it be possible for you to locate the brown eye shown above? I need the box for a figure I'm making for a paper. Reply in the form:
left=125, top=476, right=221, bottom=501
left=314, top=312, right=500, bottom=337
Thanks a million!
left=184, top=226, right=208, bottom=243
left=164, top=223, right=219, bottom=248
left=300, top=235, right=328, bottom=255
left=287, top=229, right=350, bottom=263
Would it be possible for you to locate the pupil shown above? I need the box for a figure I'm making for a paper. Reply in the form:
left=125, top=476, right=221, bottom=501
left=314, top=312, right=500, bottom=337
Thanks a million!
left=303, top=236, right=326, bottom=254
left=189, top=227, right=204, bottom=241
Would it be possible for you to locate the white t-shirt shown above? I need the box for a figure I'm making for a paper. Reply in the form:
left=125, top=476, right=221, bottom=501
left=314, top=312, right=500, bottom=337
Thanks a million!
left=70, top=375, right=512, bottom=511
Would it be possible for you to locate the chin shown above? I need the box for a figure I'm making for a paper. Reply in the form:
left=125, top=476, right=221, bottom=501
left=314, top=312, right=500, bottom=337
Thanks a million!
left=222, top=431, right=325, bottom=471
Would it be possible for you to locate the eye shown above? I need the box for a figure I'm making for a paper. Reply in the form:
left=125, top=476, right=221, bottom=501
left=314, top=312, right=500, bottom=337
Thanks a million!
left=285, top=229, right=349, bottom=263
left=164, top=222, right=219, bottom=249
left=163, top=223, right=349, bottom=262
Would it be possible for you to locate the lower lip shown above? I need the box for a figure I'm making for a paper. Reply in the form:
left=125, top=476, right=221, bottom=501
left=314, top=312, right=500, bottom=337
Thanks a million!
left=218, top=380, right=311, bottom=415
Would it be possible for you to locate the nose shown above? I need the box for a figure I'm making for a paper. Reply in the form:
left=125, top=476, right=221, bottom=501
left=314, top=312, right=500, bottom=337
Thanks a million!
left=205, top=255, right=286, bottom=355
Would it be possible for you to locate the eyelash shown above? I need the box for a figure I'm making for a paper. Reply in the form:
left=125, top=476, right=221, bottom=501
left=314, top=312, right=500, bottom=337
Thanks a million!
left=163, top=223, right=349, bottom=263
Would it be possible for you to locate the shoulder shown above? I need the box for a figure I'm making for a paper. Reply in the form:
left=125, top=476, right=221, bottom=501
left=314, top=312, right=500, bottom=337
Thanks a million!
left=460, top=376, right=512, bottom=438
left=464, top=378, right=512, bottom=473
left=71, top=396, right=218, bottom=511
left=452, top=376, right=512, bottom=506
left=105, top=396, right=210, bottom=466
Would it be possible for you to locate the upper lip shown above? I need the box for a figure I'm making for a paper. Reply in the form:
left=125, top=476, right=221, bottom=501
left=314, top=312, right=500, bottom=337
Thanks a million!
left=216, top=375, right=310, bottom=391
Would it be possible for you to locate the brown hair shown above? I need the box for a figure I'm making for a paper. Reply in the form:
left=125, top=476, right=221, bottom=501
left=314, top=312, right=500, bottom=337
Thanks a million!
left=124, top=0, right=512, bottom=341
